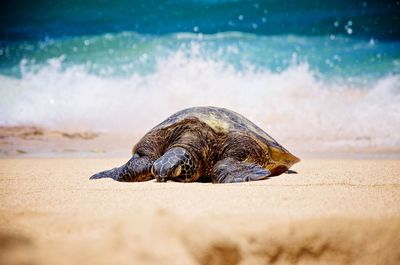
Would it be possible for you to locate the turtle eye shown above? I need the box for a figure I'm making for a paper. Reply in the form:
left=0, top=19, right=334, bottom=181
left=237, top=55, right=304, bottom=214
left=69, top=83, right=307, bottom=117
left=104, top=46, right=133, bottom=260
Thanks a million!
left=174, top=165, right=182, bottom=177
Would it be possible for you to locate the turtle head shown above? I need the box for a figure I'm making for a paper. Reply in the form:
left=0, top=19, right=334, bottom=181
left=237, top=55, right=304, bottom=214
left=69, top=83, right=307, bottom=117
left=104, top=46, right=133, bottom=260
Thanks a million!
left=152, top=147, right=197, bottom=182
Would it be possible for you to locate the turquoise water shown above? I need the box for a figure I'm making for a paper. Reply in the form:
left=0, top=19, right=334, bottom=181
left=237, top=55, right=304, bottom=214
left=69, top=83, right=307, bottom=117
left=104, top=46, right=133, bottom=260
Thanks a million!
left=2, top=0, right=399, bottom=39
left=0, top=1, right=400, bottom=152
left=1, top=32, right=400, bottom=80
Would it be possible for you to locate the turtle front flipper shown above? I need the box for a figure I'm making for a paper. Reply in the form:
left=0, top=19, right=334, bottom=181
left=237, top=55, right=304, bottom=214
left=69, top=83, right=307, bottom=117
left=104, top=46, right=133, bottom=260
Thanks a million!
left=90, top=154, right=154, bottom=182
left=211, top=158, right=271, bottom=184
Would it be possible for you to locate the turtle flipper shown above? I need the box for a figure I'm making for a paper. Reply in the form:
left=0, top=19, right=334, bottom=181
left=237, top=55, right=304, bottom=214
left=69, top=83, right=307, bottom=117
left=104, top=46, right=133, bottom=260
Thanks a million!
left=211, top=158, right=271, bottom=183
left=90, top=154, right=154, bottom=182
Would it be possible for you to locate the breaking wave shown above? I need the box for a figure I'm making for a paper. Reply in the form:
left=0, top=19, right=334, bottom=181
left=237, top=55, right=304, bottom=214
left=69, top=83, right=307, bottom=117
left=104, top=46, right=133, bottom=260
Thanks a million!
left=1, top=50, right=399, bottom=152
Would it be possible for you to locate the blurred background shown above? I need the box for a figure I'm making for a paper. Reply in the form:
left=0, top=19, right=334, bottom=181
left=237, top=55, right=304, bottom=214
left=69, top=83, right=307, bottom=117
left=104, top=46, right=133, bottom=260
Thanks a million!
left=0, top=0, right=399, bottom=156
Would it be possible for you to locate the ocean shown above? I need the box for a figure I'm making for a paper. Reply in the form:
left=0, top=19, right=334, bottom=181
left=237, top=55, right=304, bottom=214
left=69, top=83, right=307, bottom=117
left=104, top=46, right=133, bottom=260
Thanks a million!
left=1, top=0, right=399, bottom=155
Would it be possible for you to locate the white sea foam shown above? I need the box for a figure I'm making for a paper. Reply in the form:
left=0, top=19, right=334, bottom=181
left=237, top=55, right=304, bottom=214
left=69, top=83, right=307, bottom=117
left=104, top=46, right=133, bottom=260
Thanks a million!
left=1, top=51, right=399, bottom=152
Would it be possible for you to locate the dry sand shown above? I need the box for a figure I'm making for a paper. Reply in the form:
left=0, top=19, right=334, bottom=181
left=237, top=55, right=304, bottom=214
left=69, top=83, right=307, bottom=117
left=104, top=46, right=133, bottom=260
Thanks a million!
left=1, top=158, right=400, bottom=265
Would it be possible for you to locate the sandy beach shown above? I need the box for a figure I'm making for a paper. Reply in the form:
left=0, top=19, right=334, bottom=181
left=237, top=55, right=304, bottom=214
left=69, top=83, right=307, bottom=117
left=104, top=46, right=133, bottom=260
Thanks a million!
left=2, top=1, right=400, bottom=264
left=1, top=158, right=399, bottom=265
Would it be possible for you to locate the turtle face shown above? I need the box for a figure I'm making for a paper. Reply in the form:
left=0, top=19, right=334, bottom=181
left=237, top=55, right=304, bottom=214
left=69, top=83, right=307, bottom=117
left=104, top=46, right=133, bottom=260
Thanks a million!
left=152, top=147, right=196, bottom=182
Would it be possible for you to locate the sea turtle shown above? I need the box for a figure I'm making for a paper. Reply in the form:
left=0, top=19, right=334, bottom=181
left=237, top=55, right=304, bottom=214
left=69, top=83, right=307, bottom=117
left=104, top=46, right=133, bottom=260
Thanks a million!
left=90, top=106, right=300, bottom=183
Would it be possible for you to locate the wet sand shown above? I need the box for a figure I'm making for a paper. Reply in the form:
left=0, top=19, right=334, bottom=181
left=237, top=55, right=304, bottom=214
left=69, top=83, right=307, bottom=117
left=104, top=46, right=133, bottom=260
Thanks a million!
left=1, top=158, right=400, bottom=265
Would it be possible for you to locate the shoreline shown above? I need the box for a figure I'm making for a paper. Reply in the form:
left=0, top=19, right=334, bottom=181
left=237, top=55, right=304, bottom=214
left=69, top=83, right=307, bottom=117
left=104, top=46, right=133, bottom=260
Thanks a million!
left=1, top=126, right=400, bottom=159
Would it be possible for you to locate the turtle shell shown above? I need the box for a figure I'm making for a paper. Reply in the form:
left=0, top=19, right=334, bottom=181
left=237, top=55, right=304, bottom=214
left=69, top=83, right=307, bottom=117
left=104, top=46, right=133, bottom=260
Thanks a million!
left=151, top=106, right=299, bottom=168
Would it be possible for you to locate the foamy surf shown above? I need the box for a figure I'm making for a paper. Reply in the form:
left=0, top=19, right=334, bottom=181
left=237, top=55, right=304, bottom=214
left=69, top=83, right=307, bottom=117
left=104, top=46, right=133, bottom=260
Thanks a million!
left=1, top=49, right=399, bottom=154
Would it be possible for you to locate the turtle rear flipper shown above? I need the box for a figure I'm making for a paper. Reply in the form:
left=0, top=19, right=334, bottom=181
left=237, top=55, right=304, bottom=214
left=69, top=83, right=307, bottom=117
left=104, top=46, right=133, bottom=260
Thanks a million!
left=211, top=158, right=271, bottom=184
left=90, top=154, right=154, bottom=182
